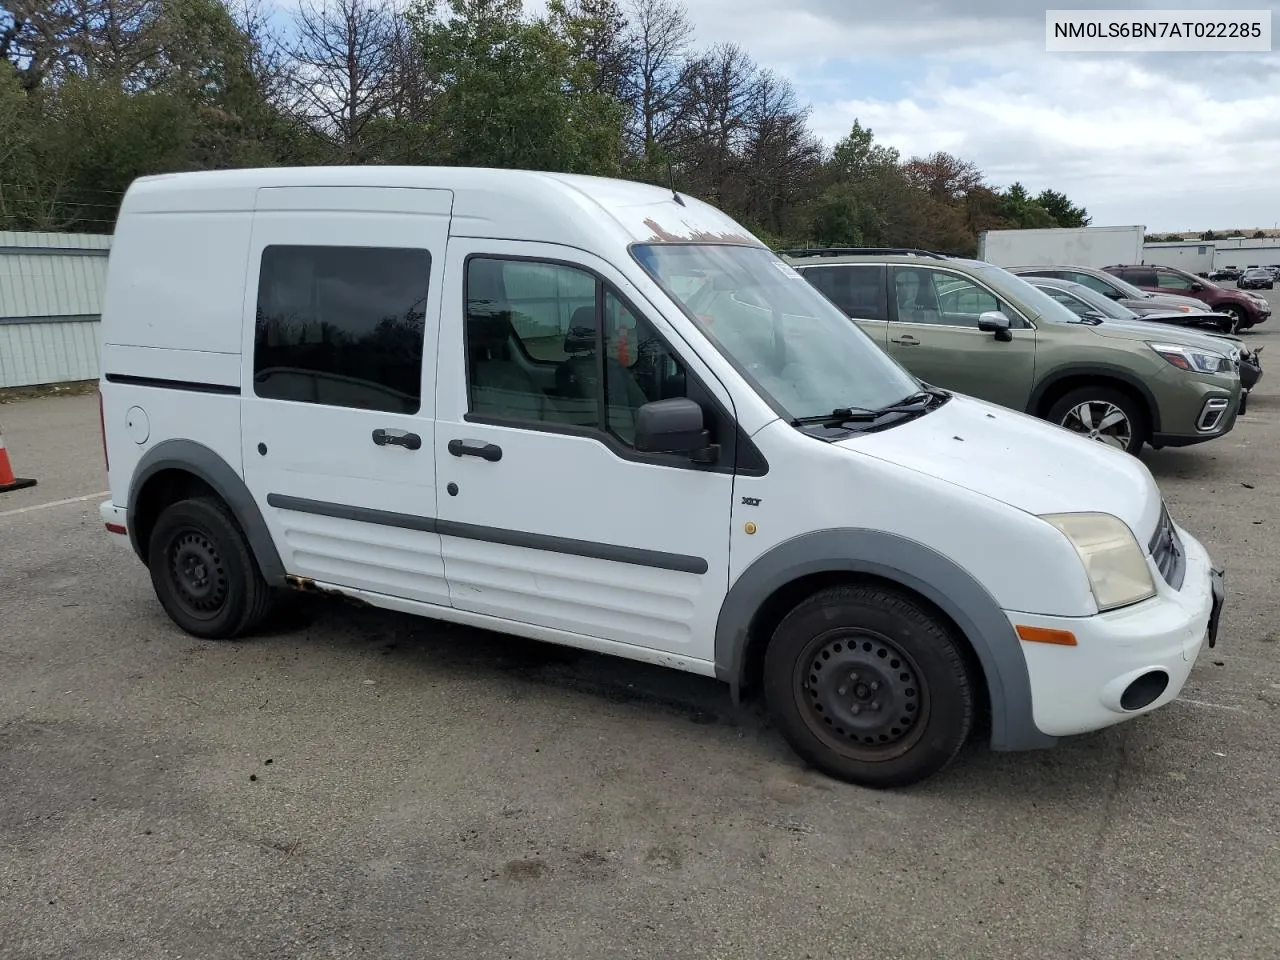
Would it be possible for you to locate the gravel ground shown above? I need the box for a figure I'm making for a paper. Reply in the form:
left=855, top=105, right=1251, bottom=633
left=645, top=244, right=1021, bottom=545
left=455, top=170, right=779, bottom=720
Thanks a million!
left=3, top=327, right=1280, bottom=959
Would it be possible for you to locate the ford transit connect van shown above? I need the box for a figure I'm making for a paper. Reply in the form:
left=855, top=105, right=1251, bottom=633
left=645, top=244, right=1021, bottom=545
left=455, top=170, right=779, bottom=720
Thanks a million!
left=97, top=167, right=1225, bottom=788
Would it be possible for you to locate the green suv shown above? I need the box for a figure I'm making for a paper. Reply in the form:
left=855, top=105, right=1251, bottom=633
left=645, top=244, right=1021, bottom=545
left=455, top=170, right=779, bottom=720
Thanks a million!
left=781, top=248, right=1242, bottom=455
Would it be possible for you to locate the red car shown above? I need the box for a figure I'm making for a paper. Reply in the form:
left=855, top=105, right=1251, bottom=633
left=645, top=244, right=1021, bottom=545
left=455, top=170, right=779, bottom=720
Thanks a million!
left=1104, top=264, right=1271, bottom=333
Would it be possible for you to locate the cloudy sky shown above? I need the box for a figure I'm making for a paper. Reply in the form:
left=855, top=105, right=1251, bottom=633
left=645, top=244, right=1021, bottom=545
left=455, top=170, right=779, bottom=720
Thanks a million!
left=663, top=0, right=1279, bottom=232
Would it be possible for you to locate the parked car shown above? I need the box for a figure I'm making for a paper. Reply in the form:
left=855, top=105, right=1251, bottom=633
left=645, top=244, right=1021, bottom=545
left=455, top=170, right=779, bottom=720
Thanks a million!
left=96, top=169, right=1226, bottom=791
left=1025, top=275, right=1263, bottom=410
left=1103, top=263, right=1271, bottom=333
left=1238, top=267, right=1275, bottom=290
left=1266, top=266, right=1280, bottom=283
left=1006, top=265, right=1224, bottom=325
left=1210, top=266, right=1241, bottom=281
left=784, top=248, right=1242, bottom=456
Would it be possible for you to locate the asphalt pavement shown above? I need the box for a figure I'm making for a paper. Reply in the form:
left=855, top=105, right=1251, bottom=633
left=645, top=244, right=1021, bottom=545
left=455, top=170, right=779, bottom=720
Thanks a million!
left=3, top=325, right=1280, bottom=960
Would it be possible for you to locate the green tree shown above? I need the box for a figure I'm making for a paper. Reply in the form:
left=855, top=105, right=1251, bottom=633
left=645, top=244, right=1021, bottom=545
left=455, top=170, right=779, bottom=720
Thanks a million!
left=412, top=0, right=623, bottom=175
left=995, top=182, right=1056, bottom=229
left=1034, top=188, right=1090, bottom=227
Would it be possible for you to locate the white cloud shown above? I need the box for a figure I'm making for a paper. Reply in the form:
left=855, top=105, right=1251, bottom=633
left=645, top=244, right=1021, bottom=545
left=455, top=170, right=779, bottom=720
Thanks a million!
left=672, top=0, right=1280, bottom=230
left=805, top=55, right=1280, bottom=230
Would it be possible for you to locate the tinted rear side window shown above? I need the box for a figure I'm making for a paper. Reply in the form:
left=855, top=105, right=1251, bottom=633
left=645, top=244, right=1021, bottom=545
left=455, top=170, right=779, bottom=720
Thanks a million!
left=254, top=245, right=430, bottom=414
left=1119, top=267, right=1158, bottom=287
left=801, top=264, right=888, bottom=321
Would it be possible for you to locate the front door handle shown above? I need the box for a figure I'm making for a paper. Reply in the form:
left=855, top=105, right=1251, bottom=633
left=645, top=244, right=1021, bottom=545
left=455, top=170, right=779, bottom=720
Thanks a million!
left=448, top=438, right=503, bottom=462
left=372, top=428, right=422, bottom=450
left=890, top=335, right=920, bottom=346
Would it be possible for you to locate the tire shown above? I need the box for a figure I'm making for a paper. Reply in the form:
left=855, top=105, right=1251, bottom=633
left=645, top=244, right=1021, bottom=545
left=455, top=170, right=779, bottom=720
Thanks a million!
left=762, top=584, right=975, bottom=789
left=147, top=496, right=274, bottom=640
left=1046, top=385, right=1147, bottom=455
left=1219, top=305, right=1245, bottom=334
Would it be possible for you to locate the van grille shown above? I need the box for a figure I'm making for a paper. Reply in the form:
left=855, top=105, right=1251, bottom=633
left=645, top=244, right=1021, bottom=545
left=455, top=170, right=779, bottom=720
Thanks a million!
left=1149, top=505, right=1186, bottom=591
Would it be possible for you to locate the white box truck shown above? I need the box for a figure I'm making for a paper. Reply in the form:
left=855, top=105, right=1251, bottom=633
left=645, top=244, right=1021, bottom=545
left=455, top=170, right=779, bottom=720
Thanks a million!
left=978, top=225, right=1146, bottom=269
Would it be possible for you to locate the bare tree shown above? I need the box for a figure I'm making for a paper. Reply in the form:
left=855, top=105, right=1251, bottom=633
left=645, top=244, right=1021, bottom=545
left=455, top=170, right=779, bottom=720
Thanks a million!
left=227, top=0, right=292, bottom=106
left=2, top=0, right=160, bottom=90
left=623, top=0, right=691, bottom=159
left=675, top=42, right=756, bottom=203
left=737, top=69, right=822, bottom=235
left=560, top=0, right=632, bottom=99
left=285, top=0, right=400, bottom=158
left=384, top=12, right=430, bottom=123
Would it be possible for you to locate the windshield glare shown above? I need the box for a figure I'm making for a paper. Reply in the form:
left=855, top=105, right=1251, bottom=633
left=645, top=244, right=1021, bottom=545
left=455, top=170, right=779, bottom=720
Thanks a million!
left=1048, top=281, right=1134, bottom=320
left=1100, top=272, right=1151, bottom=299
left=631, top=244, right=921, bottom=420
left=968, top=263, right=1093, bottom=326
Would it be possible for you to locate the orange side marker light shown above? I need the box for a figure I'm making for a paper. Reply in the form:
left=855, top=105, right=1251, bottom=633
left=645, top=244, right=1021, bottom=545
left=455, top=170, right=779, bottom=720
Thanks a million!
left=1016, top=625, right=1078, bottom=646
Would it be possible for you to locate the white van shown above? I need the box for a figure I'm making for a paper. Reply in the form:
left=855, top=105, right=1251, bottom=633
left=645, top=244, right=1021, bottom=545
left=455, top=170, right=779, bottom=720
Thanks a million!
left=97, top=167, right=1225, bottom=788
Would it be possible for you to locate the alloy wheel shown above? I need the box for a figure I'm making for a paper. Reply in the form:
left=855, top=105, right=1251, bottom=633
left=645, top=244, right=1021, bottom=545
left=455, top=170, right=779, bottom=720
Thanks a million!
left=1060, top=401, right=1132, bottom=450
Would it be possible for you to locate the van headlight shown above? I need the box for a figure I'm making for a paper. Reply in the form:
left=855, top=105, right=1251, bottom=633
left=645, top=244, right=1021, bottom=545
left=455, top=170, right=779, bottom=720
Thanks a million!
left=1041, top=512, right=1157, bottom=612
left=1148, top=342, right=1236, bottom=376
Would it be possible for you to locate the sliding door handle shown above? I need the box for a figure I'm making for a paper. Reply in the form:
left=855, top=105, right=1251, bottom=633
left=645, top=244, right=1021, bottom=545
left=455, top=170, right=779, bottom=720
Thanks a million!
left=448, top=438, right=503, bottom=462
left=890, top=335, right=920, bottom=346
left=372, top=428, right=422, bottom=450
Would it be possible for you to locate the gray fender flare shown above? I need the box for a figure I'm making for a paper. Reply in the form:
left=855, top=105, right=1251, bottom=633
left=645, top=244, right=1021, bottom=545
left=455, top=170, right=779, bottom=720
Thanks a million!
left=127, top=439, right=286, bottom=586
left=713, top=529, right=1056, bottom=752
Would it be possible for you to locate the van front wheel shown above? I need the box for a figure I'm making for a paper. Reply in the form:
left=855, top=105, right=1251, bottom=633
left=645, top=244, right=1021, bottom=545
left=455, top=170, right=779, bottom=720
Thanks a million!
left=763, top=585, right=974, bottom=789
left=147, top=496, right=274, bottom=640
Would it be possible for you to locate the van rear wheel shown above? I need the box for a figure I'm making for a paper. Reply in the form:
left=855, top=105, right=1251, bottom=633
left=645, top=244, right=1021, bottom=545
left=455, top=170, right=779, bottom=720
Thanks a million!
left=147, top=496, right=274, bottom=639
left=763, top=584, right=974, bottom=789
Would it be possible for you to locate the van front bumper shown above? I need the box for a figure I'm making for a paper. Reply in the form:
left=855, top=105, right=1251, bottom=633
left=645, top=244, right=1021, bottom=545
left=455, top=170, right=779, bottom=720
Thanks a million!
left=1010, top=528, right=1219, bottom=738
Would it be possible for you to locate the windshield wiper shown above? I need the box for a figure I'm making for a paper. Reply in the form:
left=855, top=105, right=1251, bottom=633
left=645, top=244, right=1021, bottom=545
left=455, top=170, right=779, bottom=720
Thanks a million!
left=792, top=386, right=950, bottom=428
left=894, top=386, right=950, bottom=406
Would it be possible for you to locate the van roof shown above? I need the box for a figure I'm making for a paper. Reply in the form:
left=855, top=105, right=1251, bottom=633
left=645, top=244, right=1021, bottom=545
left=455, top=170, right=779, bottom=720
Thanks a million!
left=118, top=166, right=763, bottom=254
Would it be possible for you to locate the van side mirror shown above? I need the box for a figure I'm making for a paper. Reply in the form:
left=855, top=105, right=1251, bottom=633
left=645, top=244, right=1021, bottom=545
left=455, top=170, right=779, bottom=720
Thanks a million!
left=1190, top=281, right=1204, bottom=292
left=635, top=397, right=717, bottom=462
left=1103, top=289, right=1124, bottom=300
left=977, top=311, right=1014, bottom=342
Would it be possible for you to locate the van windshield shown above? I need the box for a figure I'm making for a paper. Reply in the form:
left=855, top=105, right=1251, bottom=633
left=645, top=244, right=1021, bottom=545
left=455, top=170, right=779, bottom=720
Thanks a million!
left=631, top=244, right=921, bottom=422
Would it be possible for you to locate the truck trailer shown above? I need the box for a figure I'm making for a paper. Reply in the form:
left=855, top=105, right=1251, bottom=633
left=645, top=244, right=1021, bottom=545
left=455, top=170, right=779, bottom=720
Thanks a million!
left=978, top=225, right=1146, bottom=269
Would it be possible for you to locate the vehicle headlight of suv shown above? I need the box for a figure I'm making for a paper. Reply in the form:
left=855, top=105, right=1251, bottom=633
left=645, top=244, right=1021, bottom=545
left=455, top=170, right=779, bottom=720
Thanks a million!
left=1041, top=512, right=1157, bottom=612
left=1148, top=341, right=1236, bottom=376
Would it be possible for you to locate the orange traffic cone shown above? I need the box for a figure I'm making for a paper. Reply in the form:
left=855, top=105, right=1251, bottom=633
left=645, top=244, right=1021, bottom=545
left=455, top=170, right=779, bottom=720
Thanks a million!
left=0, top=426, right=36, bottom=493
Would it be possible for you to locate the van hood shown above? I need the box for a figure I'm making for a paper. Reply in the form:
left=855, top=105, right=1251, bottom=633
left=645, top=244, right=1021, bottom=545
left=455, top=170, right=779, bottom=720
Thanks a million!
left=837, top=395, right=1163, bottom=543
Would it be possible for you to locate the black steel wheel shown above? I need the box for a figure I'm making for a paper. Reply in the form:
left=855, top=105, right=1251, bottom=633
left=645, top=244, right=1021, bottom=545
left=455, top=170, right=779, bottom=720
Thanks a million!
left=169, top=528, right=230, bottom=619
left=147, top=496, right=274, bottom=639
left=763, top=584, right=975, bottom=789
left=795, top=630, right=929, bottom=761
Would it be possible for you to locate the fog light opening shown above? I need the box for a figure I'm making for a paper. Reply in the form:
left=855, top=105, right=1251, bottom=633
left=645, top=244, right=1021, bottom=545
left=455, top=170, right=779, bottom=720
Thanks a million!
left=1196, top=398, right=1230, bottom=433
left=1120, top=670, right=1170, bottom=711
